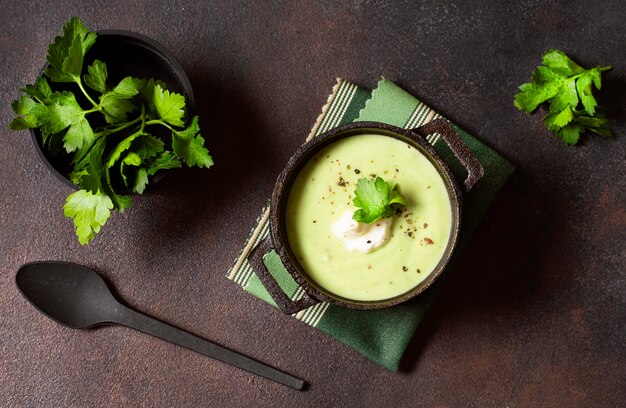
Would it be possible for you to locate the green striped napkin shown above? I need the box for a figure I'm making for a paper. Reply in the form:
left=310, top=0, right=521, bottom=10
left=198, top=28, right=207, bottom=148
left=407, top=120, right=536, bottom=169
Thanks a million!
left=227, top=78, right=515, bottom=370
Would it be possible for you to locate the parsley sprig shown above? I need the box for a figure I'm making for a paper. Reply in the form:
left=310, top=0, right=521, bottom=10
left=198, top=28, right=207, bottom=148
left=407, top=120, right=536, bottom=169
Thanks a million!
left=352, top=176, right=407, bottom=224
left=514, top=49, right=612, bottom=145
left=9, top=17, right=213, bottom=245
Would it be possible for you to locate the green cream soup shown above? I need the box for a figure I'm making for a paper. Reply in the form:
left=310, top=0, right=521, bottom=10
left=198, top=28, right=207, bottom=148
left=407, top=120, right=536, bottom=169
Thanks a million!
left=286, top=134, right=453, bottom=301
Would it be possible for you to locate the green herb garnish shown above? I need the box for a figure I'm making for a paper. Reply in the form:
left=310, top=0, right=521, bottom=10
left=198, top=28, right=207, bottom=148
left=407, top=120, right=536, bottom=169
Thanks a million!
left=352, top=176, right=407, bottom=224
left=514, top=49, right=612, bottom=145
left=9, top=17, right=213, bottom=245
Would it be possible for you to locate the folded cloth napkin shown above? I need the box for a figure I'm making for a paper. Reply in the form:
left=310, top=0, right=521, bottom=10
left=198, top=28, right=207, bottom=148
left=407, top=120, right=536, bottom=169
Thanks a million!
left=227, top=78, right=515, bottom=370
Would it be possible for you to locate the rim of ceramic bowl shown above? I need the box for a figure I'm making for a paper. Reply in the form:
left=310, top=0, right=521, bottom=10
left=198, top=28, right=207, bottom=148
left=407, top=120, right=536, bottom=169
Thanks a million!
left=268, top=121, right=462, bottom=310
left=29, top=29, right=195, bottom=190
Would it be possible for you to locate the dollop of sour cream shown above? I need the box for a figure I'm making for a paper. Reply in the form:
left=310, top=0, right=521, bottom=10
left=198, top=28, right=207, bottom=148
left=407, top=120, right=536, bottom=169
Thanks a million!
left=331, top=210, right=392, bottom=253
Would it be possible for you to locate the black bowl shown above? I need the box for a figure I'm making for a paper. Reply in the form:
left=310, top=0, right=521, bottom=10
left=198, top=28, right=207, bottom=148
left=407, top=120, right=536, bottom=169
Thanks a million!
left=30, top=30, right=195, bottom=190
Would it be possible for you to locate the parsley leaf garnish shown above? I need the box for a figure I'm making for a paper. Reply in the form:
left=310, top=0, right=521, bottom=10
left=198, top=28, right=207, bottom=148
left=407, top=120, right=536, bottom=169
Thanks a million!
left=8, top=17, right=213, bottom=245
left=352, top=176, right=407, bottom=224
left=514, top=49, right=612, bottom=145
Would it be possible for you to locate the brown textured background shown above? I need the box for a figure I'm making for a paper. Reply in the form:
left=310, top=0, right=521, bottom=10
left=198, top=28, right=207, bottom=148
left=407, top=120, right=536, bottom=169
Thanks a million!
left=1, top=1, right=625, bottom=407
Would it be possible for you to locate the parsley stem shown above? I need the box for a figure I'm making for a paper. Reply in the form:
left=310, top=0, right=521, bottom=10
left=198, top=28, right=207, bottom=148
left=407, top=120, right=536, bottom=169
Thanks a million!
left=75, top=80, right=99, bottom=108
left=145, top=119, right=175, bottom=131
left=138, top=105, right=147, bottom=133
left=100, top=115, right=143, bottom=135
left=75, top=79, right=121, bottom=123
left=75, top=116, right=144, bottom=164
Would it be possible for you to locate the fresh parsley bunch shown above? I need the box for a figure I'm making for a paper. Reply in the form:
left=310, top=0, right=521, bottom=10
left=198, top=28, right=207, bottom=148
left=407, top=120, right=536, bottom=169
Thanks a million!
left=514, top=49, right=612, bottom=145
left=353, top=176, right=407, bottom=224
left=9, top=17, right=213, bottom=245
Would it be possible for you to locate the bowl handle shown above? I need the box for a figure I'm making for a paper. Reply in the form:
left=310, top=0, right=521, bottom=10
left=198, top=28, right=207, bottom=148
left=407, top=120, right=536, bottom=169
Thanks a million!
left=248, top=236, right=319, bottom=315
left=412, top=118, right=484, bottom=192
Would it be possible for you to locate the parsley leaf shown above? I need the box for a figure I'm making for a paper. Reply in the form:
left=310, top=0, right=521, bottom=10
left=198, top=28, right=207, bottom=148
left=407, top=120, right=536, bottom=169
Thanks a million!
left=576, top=114, right=611, bottom=137
left=132, top=134, right=165, bottom=160
left=514, top=49, right=612, bottom=145
left=131, top=151, right=181, bottom=194
left=84, top=60, right=108, bottom=93
left=106, top=131, right=145, bottom=167
left=548, top=78, right=578, bottom=112
left=138, top=78, right=166, bottom=119
left=31, top=91, right=94, bottom=152
left=63, top=189, right=114, bottom=245
left=100, top=95, right=136, bottom=124
left=154, top=84, right=186, bottom=126
left=110, top=76, right=145, bottom=99
left=541, top=49, right=584, bottom=76
left=70, top=136, right=108, bottom=194
left=20, top=77, right=52, bottom=102
left=62, top=35, right=85, bottom=79
left=9, top=96, right=39, bottom=130
left=352, top=176, right=407, bottom=224
left=575, top=71, right=600, bottom=116
left=133, top=168, right=150, bottom=194
left=514, top=82, right=559, bottom=113
left=145, top=151, right=181, bottom=174
left=45, top=17, right=95, bottom=83
left=97, top=77, right=145, bottom=124
left=556, top=123, right=584, bottom=145
left=545, top=107, right=575, bottom=130
left=172, top=116, right=214, bottom=168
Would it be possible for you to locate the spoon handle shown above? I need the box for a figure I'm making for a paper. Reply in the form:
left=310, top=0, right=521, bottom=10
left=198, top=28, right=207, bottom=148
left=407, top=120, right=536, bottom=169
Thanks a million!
left=115, top=307, right=305, bottom=390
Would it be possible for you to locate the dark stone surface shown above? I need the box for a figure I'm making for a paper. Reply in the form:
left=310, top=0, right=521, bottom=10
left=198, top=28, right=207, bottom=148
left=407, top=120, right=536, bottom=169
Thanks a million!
left=0, top=1, right=624, bottom=406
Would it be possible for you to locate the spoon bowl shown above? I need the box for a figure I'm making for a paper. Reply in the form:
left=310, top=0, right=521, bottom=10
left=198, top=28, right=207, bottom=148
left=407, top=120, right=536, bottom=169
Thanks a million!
left=15, top=261, right=305, bottom=390
left=16, top=261, right=118, bottom=329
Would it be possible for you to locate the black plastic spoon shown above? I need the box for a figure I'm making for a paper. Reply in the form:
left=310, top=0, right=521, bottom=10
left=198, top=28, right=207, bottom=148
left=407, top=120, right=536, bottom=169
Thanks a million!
left=15, top=261, right=305, bottom=390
